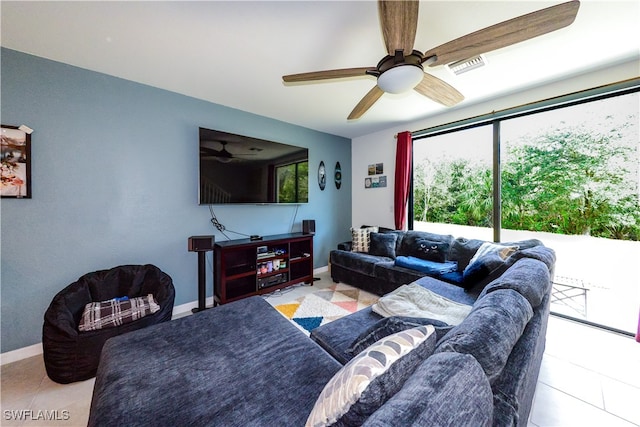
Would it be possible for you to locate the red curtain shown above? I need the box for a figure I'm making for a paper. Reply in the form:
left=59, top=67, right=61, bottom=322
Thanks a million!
left=394, top=131, right=412, bottom=230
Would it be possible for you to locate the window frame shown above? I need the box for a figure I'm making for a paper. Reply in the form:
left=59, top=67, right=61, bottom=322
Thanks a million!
left=409, top=78, right=640, bottom=236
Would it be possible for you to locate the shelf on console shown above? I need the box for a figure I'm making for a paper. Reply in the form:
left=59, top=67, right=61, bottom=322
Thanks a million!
left=214, top=233, right=313, bottom=304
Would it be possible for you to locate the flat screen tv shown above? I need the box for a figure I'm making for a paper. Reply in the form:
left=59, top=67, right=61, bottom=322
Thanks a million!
left=199, top=127, right=309, bottom=205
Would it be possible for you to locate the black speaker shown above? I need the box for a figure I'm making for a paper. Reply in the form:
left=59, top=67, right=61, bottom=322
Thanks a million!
left=302, top=220, right=315, bottom=235
left=188, top=235, right=215, bottom=252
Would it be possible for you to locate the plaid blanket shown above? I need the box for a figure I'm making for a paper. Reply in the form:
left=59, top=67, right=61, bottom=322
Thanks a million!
left=78, top=294, right=160, bottom=332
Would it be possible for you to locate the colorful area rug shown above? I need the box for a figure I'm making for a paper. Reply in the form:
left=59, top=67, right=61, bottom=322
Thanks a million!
left=274, top=283, right=379, bottom=335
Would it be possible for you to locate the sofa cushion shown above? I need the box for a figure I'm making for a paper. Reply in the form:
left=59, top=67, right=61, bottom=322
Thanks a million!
left=397, top=231, right=453, bottom=258
left=380, top=230, right=406, bottom=255
left=306, top=325, right=437, bottom=427
left=512, top=245, right=556, bottom=270
left=362, top=352, right=493, bottom=427
left=447, top=237, right=484, bottom=272
left=368, top=232, right=398, bottom=259
left=434, top=289, right=533, bottom=382
left=412, top=275, right=478, bottom=305
left=479, top=257, right=551, bottom=309
left=331, top=251, right=389, bottom=277
left=491, top=292, right=550, bottom=425
left=462, top=242, right=519, bottom=289
left=394, top=256, right=457, bottom=276
left=372, top=261, right=425, bottom=288
left=89, top=296, right=342, bottom=427
left=311, top=307, right=385, bottom=365
left=351, top=227, right=379, bottom=253
left=348, top=316, right=452, bottom=357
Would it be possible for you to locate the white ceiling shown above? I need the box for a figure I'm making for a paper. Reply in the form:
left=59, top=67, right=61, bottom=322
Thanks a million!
left=1, top=1, right=639, bottom=139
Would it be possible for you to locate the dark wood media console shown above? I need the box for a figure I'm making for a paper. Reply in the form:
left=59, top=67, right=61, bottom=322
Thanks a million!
left=213, top=233, right=314, bottom=304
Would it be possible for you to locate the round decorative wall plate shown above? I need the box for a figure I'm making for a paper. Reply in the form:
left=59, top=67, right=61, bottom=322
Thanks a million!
left=318, top=161, right=326, bottom=190
left=334, top=161, right=342, bottom=189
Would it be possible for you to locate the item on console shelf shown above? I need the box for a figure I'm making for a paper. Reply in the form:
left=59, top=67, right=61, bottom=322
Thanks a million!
left=257, top=251, right=276, bottom=260
left=258, top=273, right=287, bottom=289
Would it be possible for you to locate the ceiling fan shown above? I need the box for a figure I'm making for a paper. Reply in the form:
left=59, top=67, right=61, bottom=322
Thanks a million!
left=283, top=0, right=580, bottom=120
left=200, top=141, right=256, bottom=163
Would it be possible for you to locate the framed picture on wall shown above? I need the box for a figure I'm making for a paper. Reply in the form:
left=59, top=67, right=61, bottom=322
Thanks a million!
left=1, top=125, right=32, bottom=198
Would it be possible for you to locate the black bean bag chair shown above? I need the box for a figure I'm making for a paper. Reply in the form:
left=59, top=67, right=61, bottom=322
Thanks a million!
left=42, top=264, right=175, bottom=384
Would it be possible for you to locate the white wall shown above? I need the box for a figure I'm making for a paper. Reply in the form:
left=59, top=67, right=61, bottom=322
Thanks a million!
left=352, top=58, right=640, bottom=228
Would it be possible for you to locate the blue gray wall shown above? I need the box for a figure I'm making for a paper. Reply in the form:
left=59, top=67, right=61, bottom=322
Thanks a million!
left=0, top=48, right=352, bottom=353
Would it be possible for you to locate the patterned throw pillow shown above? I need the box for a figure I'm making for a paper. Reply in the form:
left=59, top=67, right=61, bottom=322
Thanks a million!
left=348, top=316, right=451, bottom=357
left=78, top=294, right=160, bottom=332
left=462, top=242, right=519, bottom=288
left=350, top=226, right=379, bottom=253
left=306, top=325, right=436, bottom=427
left=468, top=242, right=518, bottom=266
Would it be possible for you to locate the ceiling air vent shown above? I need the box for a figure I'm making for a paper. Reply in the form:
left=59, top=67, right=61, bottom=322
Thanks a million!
left=446, top=55, right=487, bottom=75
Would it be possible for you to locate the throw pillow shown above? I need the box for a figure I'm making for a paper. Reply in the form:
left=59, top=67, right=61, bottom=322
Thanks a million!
left=348, top=316, right=452, bottom=356
left=306, top=325, right=437, bottom=427
left=368, top=232, right=398, bottom=258
left=468, top=242, right=518, bottom=266
left=448, top=238, right=485, bottom=271
left=350, top=226, right=378, bottom=253
left=78, top=294, right=160, bottom=332
left=462, top=242, right=519, bottom=288
left=401, top=236, right=449, bottom=263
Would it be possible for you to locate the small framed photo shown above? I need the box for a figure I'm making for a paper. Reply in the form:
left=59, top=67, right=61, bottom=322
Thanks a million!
left=1, top=125, right=31, bottom=198
left=368, top=163, right=384, bottom=175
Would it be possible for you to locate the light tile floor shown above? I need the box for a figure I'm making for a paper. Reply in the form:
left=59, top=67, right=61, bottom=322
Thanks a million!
left=1, top=271, right=638, bottom=426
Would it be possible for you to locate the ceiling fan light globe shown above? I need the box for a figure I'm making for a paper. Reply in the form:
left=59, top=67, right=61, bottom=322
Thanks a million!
left=377, top=64, right=424, bottom=94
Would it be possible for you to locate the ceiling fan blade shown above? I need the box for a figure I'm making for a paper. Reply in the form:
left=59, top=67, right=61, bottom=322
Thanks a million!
left=348, top=86, right=384, bottom=120
left=200, top=147, right=224, bottom=157
left=378, top=0, right=419, bottom=56
left=414, top=73, right=464, bottom=107
left=283, top=67, right=374, bottom=83
left=423, top=0, right=580, bottom=67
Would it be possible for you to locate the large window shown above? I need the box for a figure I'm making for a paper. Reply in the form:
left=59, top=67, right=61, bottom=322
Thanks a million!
left=413, top=125, right=493, bottom=241
left=412, top=83, right=640, bottom=334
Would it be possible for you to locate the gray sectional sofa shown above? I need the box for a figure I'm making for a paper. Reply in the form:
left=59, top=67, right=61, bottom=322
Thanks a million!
left=331, top=227, right=544, bottom=296
left=89, top=242, right=555, bottom=426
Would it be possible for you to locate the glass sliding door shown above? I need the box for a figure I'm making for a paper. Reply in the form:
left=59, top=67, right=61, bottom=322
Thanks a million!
left=411, top=84, right=639, bottom=335
left=413, top=124, right=493, bottom=241
left=500, top=92, right=640, bottom=333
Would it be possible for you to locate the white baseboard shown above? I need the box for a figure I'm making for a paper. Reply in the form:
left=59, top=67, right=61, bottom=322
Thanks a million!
left=0, top=343, right=43, bottom=366
left=171, top=297, right=216, bottom=317
left=1, top=266, right=331, bottom=365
